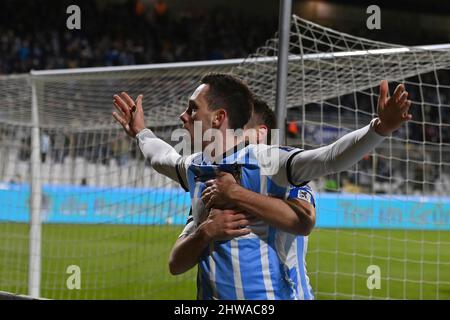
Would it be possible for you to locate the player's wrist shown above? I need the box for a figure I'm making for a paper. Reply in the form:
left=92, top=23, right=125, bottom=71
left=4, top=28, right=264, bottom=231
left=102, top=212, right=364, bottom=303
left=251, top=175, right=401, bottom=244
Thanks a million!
left=134, top=125, right=147, bottom=136
left=227, top=183, right=244, bottom=203
left=196, top=221, right=214, bottom=243
left=373, top=118, right=392, bottom=136
left=135, top=127, right=153, bottom=140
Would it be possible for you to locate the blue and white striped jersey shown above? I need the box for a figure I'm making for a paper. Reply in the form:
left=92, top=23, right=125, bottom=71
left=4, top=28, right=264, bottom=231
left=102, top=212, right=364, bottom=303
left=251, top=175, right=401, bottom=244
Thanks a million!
left=179, top=144, right=316, bottom=300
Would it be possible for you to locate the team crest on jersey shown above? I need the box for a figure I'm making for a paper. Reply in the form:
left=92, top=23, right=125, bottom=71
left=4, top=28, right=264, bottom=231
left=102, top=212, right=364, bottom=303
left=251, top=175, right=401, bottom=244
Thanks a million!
left=297, top=189, right=312, bottom=203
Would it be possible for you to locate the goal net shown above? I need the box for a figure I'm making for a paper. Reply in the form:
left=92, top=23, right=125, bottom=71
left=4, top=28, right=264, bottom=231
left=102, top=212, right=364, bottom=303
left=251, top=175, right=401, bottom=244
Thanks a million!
left=0, top=15, right=449, bottom=299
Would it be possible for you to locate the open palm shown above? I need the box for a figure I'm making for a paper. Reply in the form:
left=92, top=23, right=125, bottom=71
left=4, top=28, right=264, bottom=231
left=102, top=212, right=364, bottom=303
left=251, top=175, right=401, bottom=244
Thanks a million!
left=376, top=80, right=412, bottom=136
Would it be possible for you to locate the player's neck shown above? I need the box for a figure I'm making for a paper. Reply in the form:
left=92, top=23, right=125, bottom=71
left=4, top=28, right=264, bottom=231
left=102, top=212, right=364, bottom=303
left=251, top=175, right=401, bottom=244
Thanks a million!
left=203, top=130, right=246, bottom=163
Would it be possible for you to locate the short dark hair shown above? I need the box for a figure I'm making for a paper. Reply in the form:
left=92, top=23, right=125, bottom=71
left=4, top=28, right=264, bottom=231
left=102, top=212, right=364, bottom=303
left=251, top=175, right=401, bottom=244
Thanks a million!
left=246, top=96, right=277, bottom=142
left=200, top=73, right=253, bottom=129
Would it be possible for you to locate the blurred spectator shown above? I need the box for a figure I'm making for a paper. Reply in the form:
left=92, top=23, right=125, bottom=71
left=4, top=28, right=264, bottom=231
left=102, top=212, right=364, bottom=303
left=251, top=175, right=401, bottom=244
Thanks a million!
left=41, top=131, right=50, bottom=163
left=19, top=136, right=30, bottom=161
left=112, top=137, right=130, bottom=166
left=135, top=0, right=146, bottom=17
left=153, top=0, right=169, bottom=25
left=52, top=131, right=69, bottom=163
left=287, top=121, right=299, bottom=138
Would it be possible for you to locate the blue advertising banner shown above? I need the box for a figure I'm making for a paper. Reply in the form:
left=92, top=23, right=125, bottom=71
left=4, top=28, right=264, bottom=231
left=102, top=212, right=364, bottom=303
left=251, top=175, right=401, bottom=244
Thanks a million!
left=0, top=183, right=449, bottom=230
left=315, top=193, right=449, bottom=230
left=0, top=183, right=191, bottom=225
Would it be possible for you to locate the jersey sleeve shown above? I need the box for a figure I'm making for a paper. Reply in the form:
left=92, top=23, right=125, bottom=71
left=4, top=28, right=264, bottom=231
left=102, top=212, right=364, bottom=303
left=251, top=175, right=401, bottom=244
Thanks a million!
left=178, top=207, right=195, bottom=238
left=136, top=128, right=191, bottom=190
left=254, top=144, right=305, bottom=187
left=256, top=119, right=386, bottom=187
left=288, top=185, right=316, bottom=208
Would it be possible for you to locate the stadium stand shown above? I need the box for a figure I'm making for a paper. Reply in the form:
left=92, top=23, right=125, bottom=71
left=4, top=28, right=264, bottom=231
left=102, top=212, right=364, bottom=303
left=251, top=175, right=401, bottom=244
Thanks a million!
left=1, top=0, right=449, bottom=196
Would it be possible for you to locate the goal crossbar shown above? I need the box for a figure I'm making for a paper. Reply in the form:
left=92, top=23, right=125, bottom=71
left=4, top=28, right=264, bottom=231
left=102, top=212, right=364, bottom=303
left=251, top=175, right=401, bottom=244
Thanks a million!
left=29, top=44, right=450, bottom=77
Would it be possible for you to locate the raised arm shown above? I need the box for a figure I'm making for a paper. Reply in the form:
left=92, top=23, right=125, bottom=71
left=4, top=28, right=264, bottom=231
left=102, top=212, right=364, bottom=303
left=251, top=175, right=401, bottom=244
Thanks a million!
left=287, top=119, right=384, bottom=185
left=136, top=128, right=185, bottom=183
left=112, top=92, right=185, bottom=183
left=277, top=80, right=412, bottom=186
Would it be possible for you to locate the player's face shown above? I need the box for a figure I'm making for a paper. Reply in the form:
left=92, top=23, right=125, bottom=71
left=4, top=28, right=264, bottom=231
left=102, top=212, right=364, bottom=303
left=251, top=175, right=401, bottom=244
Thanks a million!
left=179, top=84, right=215, bottom=145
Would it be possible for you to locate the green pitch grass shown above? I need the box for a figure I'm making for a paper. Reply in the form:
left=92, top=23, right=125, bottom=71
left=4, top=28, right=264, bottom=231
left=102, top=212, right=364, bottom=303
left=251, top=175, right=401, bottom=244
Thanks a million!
left=0, top=223, right=448, bottom=300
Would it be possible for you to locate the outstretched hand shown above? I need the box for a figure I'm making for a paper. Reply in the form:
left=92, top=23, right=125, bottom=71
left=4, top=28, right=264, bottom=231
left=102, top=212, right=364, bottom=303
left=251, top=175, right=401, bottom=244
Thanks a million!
left=112, top=92, right=146, bottom=137
left=375, top=80, right=412, bottom=136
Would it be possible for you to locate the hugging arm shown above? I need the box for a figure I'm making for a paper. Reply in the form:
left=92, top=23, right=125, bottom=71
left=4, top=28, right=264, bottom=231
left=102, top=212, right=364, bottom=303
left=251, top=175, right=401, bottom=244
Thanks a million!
left=169, top=210, right=252, bottom=275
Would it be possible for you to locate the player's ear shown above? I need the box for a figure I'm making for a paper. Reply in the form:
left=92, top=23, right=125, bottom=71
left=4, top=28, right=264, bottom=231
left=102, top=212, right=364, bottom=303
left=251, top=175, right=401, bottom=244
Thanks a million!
left=212, top=109, right=226, bottom=128
left=257, top=125, right=268, bottom=144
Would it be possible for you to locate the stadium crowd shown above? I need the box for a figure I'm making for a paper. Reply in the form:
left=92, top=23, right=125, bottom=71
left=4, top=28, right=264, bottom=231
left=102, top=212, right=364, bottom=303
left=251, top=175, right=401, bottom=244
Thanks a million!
left=2, top=0, right=448, bottom=75
left=0, top=0, right=276, bottom=74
